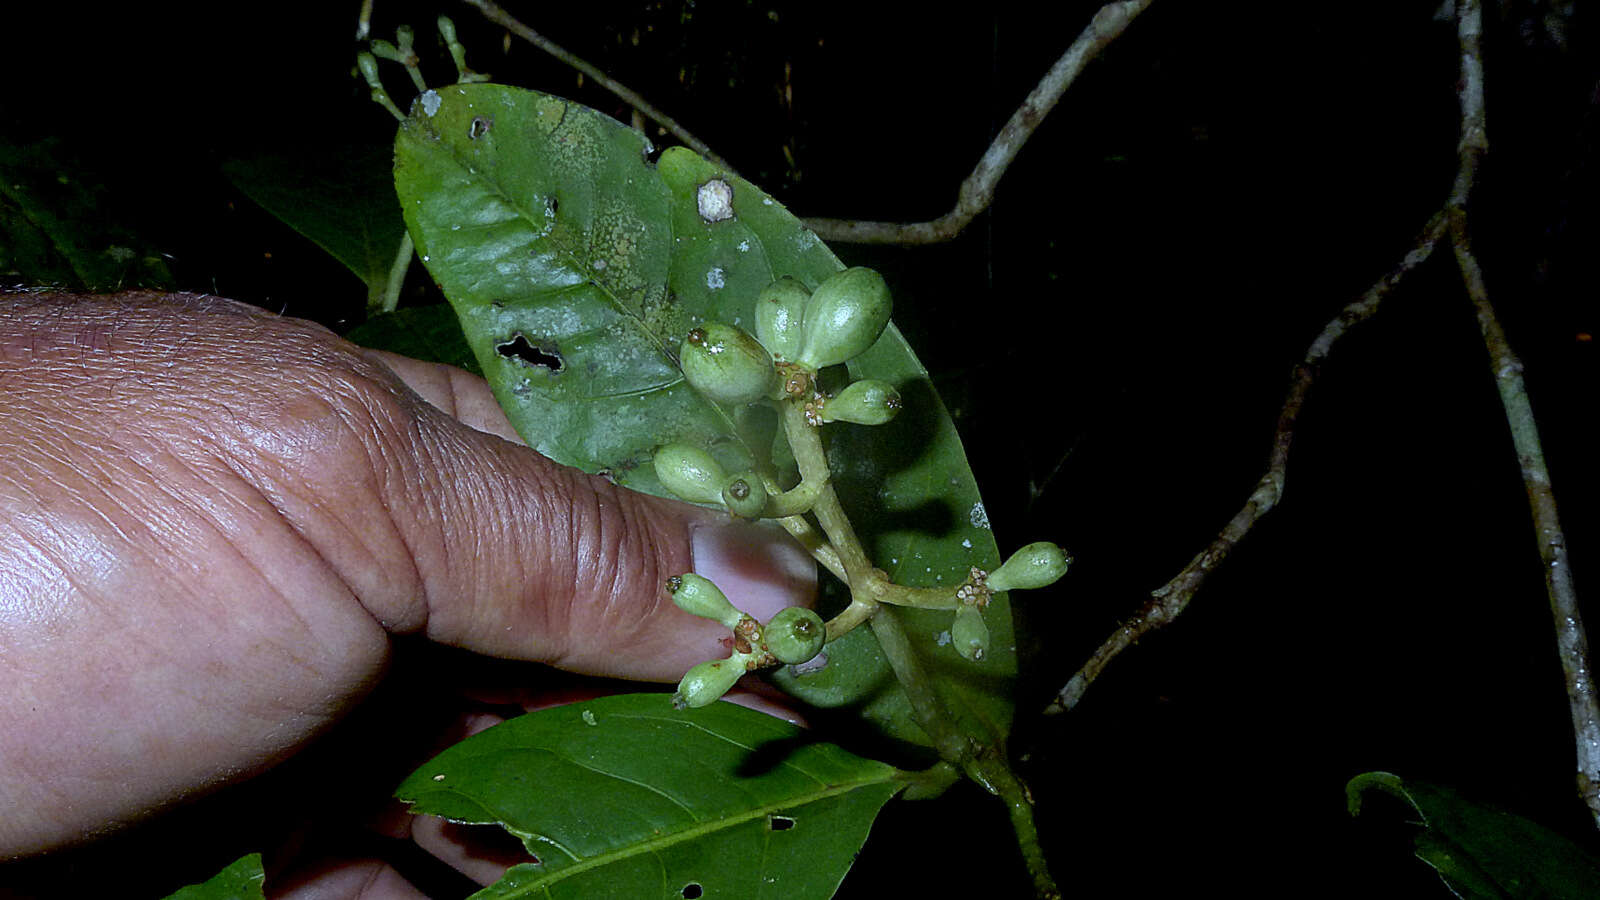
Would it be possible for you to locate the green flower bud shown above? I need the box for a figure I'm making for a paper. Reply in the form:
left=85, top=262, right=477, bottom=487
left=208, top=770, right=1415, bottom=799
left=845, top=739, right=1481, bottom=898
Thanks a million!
left=764, top=606, right=826, bottom=665
left=653, top=443, right=727, bottom=504
left=951, top=605, right=990, bottom=662
left=796, top=267, right=892, bottom=370
left=673, top=656, right=747, bottom=709
left=722, top=472, right=769, bottom=519
left=987, top=541, right=1072, bottom=593
left=818, top=379, right=902, bottom=425
left=666, top=573, right=746, bottom=630
left=680, top=322, right=776, bottom=406
left=755, top=276, right=811, bottom=362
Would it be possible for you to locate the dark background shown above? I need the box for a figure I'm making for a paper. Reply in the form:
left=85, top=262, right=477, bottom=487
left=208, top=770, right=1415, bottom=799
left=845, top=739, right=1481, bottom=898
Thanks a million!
left=3, top=1, right=1597, bottom=896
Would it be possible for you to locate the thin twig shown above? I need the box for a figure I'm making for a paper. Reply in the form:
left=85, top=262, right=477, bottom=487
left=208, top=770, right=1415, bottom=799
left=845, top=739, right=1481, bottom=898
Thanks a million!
left=1044, top=210, right=1449, bottom=715
left=1446, top=0, right=1600, bottom=827
left=802, top=0, right=1154, bottom=245
left=458, top=0, right=738, bottom=174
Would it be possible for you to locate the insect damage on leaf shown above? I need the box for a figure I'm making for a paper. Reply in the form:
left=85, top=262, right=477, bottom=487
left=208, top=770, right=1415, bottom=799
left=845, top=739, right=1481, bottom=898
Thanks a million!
left=495, top=333, right=563, bottom=372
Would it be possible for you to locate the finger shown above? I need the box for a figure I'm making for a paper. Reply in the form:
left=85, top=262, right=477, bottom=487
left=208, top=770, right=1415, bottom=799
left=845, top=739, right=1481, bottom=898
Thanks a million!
left=354, top=351, right=817, bottom=681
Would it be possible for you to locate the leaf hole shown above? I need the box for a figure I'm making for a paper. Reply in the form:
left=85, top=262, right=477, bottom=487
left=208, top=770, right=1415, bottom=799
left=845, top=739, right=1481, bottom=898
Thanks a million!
left=681, top=884, right=703, bottom=899
left=469, top=115, right=493, bottom=139
left=496, top=333, right=563, bottom=372
left=768, top=815, right=796, bottom=831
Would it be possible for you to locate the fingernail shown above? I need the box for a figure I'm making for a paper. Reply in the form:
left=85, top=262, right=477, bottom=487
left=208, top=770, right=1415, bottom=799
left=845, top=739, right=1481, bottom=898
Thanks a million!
left=690, top=519, right=816, bottom=622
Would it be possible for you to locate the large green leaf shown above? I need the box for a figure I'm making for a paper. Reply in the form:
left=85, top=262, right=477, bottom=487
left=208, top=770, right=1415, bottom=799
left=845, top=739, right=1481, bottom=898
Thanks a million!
left=395, top=694, right=905, bottom=899
left=393, top=83, right=1013, bottom=752
left=1347, top=771, right=1600, bottom=898
left=222, top=144, right=406, bottom=310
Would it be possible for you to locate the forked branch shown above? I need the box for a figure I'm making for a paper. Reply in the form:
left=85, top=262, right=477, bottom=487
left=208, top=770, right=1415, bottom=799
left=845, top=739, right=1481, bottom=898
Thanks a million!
left=1444, top=0, right=1600, bottom=828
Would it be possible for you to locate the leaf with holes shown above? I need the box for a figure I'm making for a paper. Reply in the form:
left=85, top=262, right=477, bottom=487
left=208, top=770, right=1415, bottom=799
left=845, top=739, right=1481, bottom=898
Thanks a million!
left=394, top=83, right=1015, bottom=754
left=395, top=694, right=906, bottom=900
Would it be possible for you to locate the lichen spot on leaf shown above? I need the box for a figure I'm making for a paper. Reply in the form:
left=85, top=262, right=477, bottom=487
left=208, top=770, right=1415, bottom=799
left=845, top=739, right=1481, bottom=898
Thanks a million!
left=696, top=178, right=734, bottom=223
left=532, top=95, right=567, bottom=136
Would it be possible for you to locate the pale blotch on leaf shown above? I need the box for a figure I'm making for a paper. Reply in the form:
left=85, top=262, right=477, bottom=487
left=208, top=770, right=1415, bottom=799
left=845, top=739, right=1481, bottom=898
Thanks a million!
left=420, top=89, right=441, bottom=116
left=706, top=267, right=726, bottom=290
left=532, top=95, right=566, bottom=135
left=969, top=502, right=991, bottom=530
left=589, top=200, right=648, bottom=296
left=697, top=178, right=734, bottom=223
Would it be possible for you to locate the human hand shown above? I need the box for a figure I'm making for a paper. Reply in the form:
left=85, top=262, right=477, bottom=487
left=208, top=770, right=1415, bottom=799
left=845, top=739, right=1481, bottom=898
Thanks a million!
left=0, top=292, right=814, bottom=874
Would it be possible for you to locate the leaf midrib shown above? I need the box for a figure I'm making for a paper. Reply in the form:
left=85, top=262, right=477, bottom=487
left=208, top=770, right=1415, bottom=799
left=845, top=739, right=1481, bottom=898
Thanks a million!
left=478, top=767, right=902, bottom=898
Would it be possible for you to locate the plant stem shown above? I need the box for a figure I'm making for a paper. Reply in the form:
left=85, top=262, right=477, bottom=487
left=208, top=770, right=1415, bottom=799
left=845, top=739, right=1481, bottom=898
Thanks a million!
left=870, top=607, right=1059, bottom=899
left=868, top=606, right=971, bottom=763
left=377, top=232, right=412, bottom=315
left=774, top=514, right=846, bottom=583
left=782, top=400, right=874, bottom=584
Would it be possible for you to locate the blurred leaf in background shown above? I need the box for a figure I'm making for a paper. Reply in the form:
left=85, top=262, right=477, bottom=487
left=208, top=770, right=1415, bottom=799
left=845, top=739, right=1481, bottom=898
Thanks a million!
left=0, top=137, right=176, bottom=291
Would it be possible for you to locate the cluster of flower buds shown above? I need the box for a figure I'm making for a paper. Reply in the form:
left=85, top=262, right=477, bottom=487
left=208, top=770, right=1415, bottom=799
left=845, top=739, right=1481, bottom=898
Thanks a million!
left=677, top=267, right=899, bottom=421
left=667, top=573, right=828, bottom=708
left=949, top=542, right=1073, bottom=662
left=655, top=266, right=904, bottom=518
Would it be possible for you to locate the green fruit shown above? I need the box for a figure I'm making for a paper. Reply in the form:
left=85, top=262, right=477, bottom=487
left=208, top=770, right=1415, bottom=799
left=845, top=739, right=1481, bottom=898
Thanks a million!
left=755, top=276, right=811, bottom=362
left=796, top=267, right=892, bottom=370
left=652, top=443, right=727, bottom=504
left=680, top=322, right=776, bottom=405
left=665, top=572, right=745, bottom=629
left=673, top=656, right=747, bottom=709
left=721, top=472, right=768, bottom=519
left=951, top=605, right=989, bottom=662
left=987, top=541, right=1072, bottom=593
left=764, top=606, right=826, bottom=665
left=818, top=379, right=902, bottom=425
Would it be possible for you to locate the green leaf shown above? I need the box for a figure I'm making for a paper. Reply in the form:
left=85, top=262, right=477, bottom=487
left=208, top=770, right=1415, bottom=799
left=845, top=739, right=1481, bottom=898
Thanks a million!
left=222, top=143, right=406, bottom=310
left=347, top=305, right=482, bottom=375
left=395, top=694, right=905, bottom=900
left=0, top=137, right=176, bottom=291
left=159, top=853, right=266, bottom=900
left=1347, top=771, right=1600, bottom=899
left=393, top=83, right=1013, bottom=751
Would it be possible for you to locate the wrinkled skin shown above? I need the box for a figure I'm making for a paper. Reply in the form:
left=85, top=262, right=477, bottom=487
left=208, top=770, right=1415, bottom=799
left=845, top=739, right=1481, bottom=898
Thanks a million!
left=0, top=292, right=814, bottom=893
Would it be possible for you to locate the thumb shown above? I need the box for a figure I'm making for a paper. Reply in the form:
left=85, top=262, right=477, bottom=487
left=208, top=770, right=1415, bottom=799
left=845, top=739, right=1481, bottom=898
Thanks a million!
left=364, top=351, right=816, bottom=682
